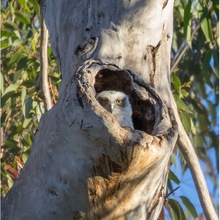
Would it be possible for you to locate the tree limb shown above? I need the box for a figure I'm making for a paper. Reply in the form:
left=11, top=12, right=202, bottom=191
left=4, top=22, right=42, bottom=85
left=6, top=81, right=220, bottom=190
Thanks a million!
left=40, top=2, right=52, bottom=111
left=171, top=21, right=200, bottom=73
left=169, top=4, right=217, bottom=217
left=171, top=97, right=218, bottom=220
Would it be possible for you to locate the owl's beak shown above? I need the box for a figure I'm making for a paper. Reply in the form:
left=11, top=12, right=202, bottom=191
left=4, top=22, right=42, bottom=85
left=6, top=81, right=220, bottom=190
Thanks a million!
left=110, top=103, right=115, bottom=112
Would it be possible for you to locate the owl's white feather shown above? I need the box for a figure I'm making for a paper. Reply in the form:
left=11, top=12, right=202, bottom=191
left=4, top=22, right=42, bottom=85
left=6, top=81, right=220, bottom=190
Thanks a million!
left=96, top=90, right=133, bottom=129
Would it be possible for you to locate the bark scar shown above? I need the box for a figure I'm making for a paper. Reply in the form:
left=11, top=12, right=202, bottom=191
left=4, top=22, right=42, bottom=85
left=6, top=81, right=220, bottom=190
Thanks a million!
left=75, top=37, right=99, bottom=61
left=147, top=42, right=161, bottom=87
left=162, top=0, right=169, bottom=9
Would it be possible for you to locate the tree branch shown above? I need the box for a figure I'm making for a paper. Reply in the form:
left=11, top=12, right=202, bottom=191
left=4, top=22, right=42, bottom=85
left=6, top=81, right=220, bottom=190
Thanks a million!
left=171, top=22, right=201, bottom=73
left=171, top=98, right=218, bottom=220
left=40, top=3, right=52, bottom=111
left=170, top=4, right=217, bottom=217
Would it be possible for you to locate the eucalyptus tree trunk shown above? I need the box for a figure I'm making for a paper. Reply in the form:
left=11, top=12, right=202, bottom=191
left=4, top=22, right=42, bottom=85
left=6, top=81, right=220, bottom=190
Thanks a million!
left=2, top=0, right=217, bottom=220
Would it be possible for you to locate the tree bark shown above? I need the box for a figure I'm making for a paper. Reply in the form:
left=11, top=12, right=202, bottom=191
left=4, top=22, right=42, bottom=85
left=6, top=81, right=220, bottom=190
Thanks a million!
left=2, top=60, right=178, bottom=220
left=2, top=0, right=217, bottom=219
left=39, top=12, right=53, bottom=111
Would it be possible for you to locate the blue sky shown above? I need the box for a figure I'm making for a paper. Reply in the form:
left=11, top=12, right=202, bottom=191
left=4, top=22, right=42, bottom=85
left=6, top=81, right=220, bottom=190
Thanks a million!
left=169, top=148, right=219, bottom=218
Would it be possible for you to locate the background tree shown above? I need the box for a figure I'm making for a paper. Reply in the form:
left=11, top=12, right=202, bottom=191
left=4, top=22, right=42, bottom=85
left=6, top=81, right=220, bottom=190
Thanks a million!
left=1, top=0, right=218, bottom=219
left=1, top=0, right=60, bottom=194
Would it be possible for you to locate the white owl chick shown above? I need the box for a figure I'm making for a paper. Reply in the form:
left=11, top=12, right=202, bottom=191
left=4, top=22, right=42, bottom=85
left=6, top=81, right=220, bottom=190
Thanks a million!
left=96, top=90, right=134, bottom=129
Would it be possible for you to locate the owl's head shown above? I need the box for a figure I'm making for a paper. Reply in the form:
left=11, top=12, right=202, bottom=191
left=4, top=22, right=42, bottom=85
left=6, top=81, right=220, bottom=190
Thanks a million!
left=96, top=90, right=131, bottom=113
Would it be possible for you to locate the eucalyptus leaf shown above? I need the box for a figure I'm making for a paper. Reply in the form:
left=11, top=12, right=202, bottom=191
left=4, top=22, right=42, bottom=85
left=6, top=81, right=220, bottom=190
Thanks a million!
left=180, top=196, right=198, bottom=218
left=8, top=48, right=24, bottom=66
left=17, top=57, right=29, bottom=71
left=18, top=0, right=31, bottom=12
left=1, top=41, right=10, bottom=50
left=25, top=98, right=33, bottom=119
left=21, top=87, right=27, bottom=117
left=180, top=89, right=189, bottom=98
left=12, top=39, right=26, bottom=47
left=4, top=21, right=19, bottom=31
left=23, top=118, right=32, bottom=128
left=1, top=91, right=14, bottom=109
left=14, top=12, right=30, bottom=25
left=176, top=98, right=192, bottom=114
left=1, top=30, right=15, bottom=38
left=172, top=75, right=181, bottom=93
left=169, top=199, right=186, bottom=220
left=0, top=73, right=4, bottom=94
left=180, top=112, right=191, bottom=133
left=4, top=139, right=18, bottom=148
left=29, top=0, right=40, bottom=18
left=200, top=9, right=214, bottom=44
left=184, top=1, right=193, bottom=48
left=170, top=153, right=177, bottom=167
left=169, top=170, right=180, bottom=184
left=3, top=82, right=22, bottom=95
left=22, top=153, right=29, bottom=164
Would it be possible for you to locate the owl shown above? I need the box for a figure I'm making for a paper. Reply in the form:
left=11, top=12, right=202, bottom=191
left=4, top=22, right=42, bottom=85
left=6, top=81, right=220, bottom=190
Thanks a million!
left=96, top=90, right=134, bottom=129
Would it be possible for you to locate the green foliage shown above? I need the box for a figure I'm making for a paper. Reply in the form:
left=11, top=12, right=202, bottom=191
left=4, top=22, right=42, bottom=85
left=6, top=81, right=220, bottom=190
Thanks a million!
left=166, top=196, right=198, bottom=220
left=168, top=0, right=219, bottom=218
left=1, top=0, right=60, bottom=196
left=168, top=198, right=187, bottom=220
left=180, top=196, right=198, bottom=218
left=173, top=0, right=218, bottom=169
left=168, top=170, right=181, bottom=185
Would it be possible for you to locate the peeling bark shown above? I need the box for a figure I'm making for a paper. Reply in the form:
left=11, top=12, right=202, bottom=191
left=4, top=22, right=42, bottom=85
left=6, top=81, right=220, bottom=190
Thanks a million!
left=147, top=42, right=161, bottom=87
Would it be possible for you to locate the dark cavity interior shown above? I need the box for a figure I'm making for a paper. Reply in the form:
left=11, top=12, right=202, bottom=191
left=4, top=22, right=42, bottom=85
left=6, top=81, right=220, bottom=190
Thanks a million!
left=94, top=69, right=155, bottom=134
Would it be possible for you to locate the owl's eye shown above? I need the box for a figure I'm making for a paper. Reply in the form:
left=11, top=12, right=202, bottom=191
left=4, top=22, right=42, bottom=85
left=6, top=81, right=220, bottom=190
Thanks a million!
left=100, top=98, right=108, bottom=104
left=103, top=98, right=108, bottom=103
left=116, top=99, right=123, bottom=105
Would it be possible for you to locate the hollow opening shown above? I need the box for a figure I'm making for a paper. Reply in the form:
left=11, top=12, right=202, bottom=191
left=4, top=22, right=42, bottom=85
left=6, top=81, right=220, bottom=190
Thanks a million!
left=94, top=69, right=155, bottom=134
left=94, top=69, right=133, bottom=94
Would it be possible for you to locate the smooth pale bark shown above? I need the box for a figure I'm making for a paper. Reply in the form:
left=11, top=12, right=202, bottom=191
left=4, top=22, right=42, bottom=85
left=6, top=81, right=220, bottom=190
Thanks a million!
left=43, top=0, right=173, bottom=99
left=40, top=17, right=52, bottom=111
left=2, top=0, right=217, bottom=219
